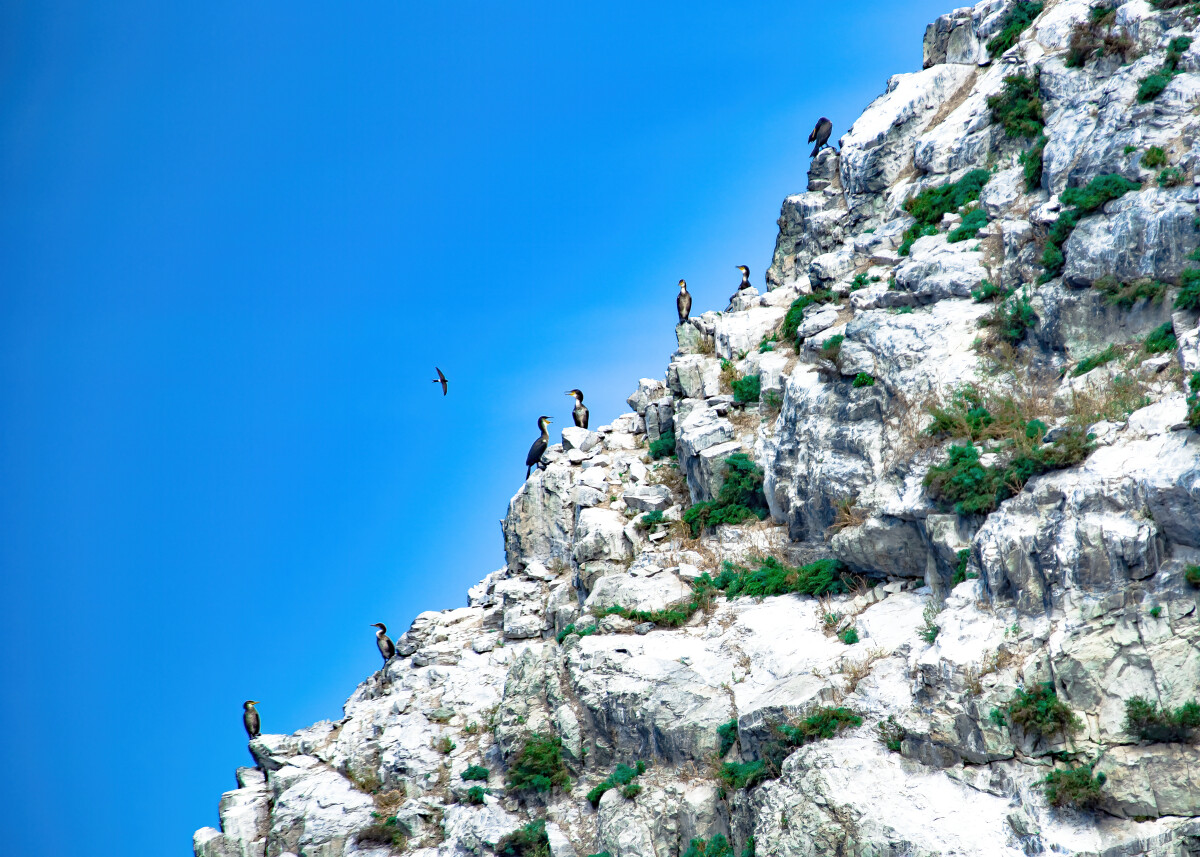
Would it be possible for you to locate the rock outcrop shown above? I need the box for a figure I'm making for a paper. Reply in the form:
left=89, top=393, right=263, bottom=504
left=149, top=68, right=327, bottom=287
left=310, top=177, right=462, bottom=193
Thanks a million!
left=196, top=2, right=1200, bottom=855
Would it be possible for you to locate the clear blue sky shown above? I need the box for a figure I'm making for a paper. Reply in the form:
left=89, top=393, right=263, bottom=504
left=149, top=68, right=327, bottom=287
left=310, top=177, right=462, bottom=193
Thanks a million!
left=0, top=2, right=951, bottom=854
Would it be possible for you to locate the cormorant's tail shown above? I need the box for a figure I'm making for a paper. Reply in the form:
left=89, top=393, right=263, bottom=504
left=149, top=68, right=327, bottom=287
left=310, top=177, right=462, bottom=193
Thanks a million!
left=811, top=142, right=820, bottom=158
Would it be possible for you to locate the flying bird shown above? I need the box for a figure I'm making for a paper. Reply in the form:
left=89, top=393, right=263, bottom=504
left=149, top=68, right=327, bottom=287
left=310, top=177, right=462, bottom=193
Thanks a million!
left=565, top=389, right=589, bottom=429
left=809, top=117, right=833, bottom=158
left=371, top=623, right=395, bottom=665
left=677, top=279, right=692, bottom=323
left=525, top=416, right=553, bottom=478
left=243, top=700, right=261, bottom=740
left=432, top=367, right=449, bottom=396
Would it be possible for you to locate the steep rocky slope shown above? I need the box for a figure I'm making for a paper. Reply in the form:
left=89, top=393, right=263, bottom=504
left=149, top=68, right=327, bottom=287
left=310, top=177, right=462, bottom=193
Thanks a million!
left=195, top=1, right=1200, bottom=855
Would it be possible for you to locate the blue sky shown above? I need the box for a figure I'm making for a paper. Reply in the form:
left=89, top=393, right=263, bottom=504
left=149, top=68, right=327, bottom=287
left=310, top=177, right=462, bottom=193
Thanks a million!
left=0, top=2, right=951, bottom=854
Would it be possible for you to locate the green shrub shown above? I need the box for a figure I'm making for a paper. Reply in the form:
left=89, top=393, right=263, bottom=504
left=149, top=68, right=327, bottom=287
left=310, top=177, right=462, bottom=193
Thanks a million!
left=682, top=453, right=769, bottom=536
left=702, top=556, right=854, bottom=599
left=1043, top=765, right=1106, bottom=809
left=1073, top=345, right=1120, bottom=376
left=1138, top=36, right=1193, bottom=102
left=1186, top=563, right=1200, bottom=586
left=900, top=169, right=993, bottom=256
left=850, top=272, right=871, bottom=291
left=1139, top=69, right=1174, bottom=102
left=781, top=290, right=835, bottom=339
left=649, top=430, right=676, bottom=460
left=1006, top=683, right=1082, bottom=738
left=1021, top=134, right=1047, bottom=191
left=682, top=835, right=734, bottom=857
left=717, top=718, right=739, bottom=757
left=461, top=764, right=490, bottom=781
left=1123, top=696, right=1200, bottom=742
left=1159, top=167, right=1185, bottom=187
left=719, top=707, right=862, bottom=791
left=925, top=426, right=1093, bottom=516
left=949, top=207, right=988, bottom=243
left=838, top=627, right=859, bottom=645
left=466, top=785, right=490, bottom=804
left=1167, top=36, right=1193, bottom=68
left=436, top=736, right=456, bottom=754
left=852, top=372, right=876, bottom=388
left=1144, top=323, right=1177, bottom=354
left=952, top=548, right=974, bottom=585
left=820, top=333, right=845, bottom=361
left=740, top=836, right=756, bottom=857
left=1094, top=275, right=1165, bottom=308
left=972, top=279, right=1012, bottom=303
left=763, top=390, right=783, bottom=411
left=1142, top=146, right=1168, bottom=168
left=1178, top=269, right=1200, bottom=311
left=758, top=333, right=777, bottom=353
left=1189, top=374, right=1200, bottom=430
left=506, top=734, right=570, bottom=794
left=496, top=820, right=551, bottom=857
left=732, top=373, right=761, bottom=404
left=1061, top=174, right=1141, bottom=213
left=877, top=715, right=907, bottom=752
left=586, top=761, right=647, bottom=806
left=638, top=510, right=666, bottom=530
left=898, top=224, right=938, bottom=257
left=588, top=853, right=613, bottom=857
left=988, top=72, right=1044, bottom=138
left=1041, top=175, right=1140, bottom=280
left=554, top=622, right=599, bottom=643
left=356, top=816, right=409, bottom=850
left=987, top=2, right=1045, bottom=57
left=980, top=289, right=1037, bottom=345
left=717, top=759, right=767, bottom=790
left=919, top=604, right=941, bottom=644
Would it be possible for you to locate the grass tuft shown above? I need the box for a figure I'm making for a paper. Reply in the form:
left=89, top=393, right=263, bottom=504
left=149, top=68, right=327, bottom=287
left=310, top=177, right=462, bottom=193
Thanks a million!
left=1043, top=765, right=1106, bottom=809
left=1124, top=696, right=1200, bottom=742
left=1005, top=683, right=1082, bottom=738
left=987, top=2, right=1045, bottom=57
left=506, top=734, right=571, bottom=795
left=682, top=453, right=769, bottom=536
left=496, top=820, right=552, bottom=857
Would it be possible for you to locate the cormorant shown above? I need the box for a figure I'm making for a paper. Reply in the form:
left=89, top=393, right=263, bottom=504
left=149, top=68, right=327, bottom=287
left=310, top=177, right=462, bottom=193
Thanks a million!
left=525, top=416, right=553, bottom=478
left=734, top=265, right=752, bottom=298
left=243, top=700, right=261, bottom=740
left=371, top=622, right=395, bottom=664
left=677, top=279, right=692, bottom=323
left=565, top=390, right=589, bottom=429
left=432, top=367, right=449, bottom=396
left=809, top=117, right=833, bottom=158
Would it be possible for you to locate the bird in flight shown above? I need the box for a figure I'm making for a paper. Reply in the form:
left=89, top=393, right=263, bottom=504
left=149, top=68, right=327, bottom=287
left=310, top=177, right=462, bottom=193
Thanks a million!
left=432, top=367, right=449, bottom=396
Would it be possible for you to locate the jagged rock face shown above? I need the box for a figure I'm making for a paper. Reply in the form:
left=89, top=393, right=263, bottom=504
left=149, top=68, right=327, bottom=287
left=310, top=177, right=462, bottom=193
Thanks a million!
left=198, top=2, right=1200, bottom=856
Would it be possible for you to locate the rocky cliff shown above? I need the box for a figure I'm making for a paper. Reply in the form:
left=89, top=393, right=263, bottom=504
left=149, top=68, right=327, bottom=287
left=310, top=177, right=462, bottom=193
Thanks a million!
left=195, top=1, right=1200, bottom=855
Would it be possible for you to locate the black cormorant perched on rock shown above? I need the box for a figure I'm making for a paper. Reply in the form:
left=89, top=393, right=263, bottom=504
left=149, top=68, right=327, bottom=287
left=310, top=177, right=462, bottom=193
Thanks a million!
left=677, top=279, right=692, bottom=323
left=525, top=416, right=553, bottom=478
left=734, top=265, right=752, bottom=298
left=243, top=701, right=261, bottom=740
left=566, top=390, right=589, bottom=428
left=371, top=623, right=395, bottom=664
left=809, top=117, right=833, bottom=158
left=432, top=367, right=449, bottom=396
